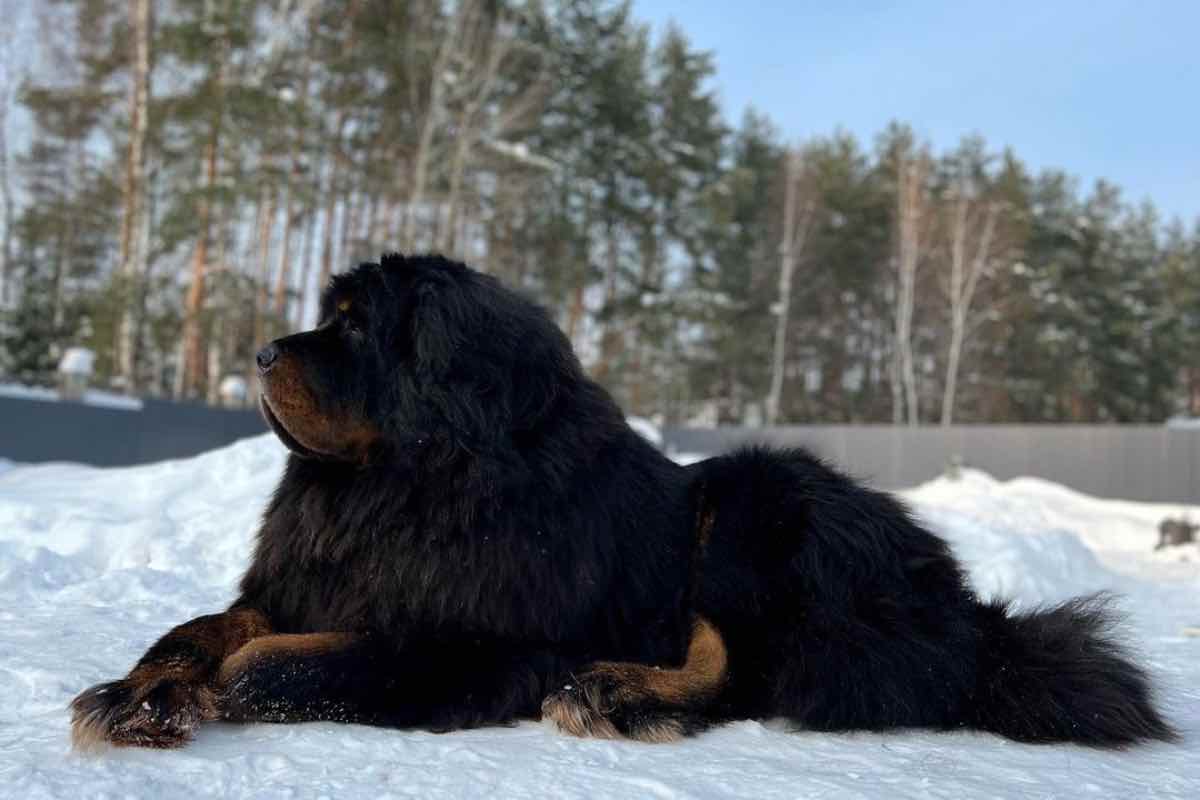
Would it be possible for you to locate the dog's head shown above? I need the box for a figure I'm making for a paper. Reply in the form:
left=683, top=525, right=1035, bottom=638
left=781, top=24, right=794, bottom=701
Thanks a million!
left=257, top=254, right=580, bottom=467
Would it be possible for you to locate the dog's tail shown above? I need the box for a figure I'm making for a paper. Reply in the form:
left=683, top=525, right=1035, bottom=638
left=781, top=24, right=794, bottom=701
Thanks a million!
left=972, top=594, right=1176, bottom=747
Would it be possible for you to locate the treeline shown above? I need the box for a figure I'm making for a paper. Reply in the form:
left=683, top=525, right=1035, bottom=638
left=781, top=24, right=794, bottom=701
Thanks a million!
left=0, top=0, right=1197, bottom=424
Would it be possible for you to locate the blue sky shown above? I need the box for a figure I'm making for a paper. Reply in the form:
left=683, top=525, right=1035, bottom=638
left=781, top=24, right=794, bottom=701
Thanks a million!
left=631, top=1, right=1199, bottom=224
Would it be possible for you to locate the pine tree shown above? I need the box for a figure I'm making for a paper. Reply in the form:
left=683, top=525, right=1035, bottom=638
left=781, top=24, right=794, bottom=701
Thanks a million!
left=2, top=1, right=122, bottom=385
left=689, top=110, right=781, bottom=423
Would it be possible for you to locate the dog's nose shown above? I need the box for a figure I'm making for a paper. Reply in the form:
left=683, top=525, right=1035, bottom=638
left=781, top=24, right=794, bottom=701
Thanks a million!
left=256, top=343, right=280, bottom=374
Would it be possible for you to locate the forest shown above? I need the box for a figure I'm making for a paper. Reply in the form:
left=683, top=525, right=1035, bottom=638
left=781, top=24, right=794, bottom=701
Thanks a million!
left=0, top=0, right=1197, bottom=425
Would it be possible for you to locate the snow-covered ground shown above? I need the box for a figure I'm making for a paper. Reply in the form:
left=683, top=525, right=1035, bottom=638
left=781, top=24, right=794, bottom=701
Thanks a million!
left=0, top=382, right=144, bottom=411
left=0, top=435, right=1197, bottom=799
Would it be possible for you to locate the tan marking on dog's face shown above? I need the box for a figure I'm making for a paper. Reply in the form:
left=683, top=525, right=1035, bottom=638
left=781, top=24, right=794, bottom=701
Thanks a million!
left=217, top=632, right=360, bottom=686
left=259, top=353, right=379, bottom=464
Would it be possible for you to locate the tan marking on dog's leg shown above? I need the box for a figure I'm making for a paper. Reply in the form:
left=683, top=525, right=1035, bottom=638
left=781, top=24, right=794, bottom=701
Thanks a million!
left=542, top=617, right=728, bottom=742
left=217, top=632, right=360, bottom=685
left=589, top=617, right=729, bottom=706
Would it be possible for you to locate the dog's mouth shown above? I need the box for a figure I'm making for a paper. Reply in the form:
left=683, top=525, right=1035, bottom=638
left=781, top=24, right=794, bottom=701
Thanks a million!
left=259, top=395, right=326, bottom=460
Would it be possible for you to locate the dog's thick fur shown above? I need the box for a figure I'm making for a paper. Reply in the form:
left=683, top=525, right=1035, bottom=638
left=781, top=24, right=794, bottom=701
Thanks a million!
left=71, top=254, right=1175, bottom=750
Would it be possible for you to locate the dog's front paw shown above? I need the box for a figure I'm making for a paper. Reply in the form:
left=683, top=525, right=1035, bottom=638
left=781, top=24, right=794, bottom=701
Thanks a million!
left=70, top=677, right=217, bottom=750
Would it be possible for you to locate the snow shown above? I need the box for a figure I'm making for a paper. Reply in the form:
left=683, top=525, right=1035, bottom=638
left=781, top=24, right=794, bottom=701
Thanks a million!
left=58, top=348, right=96, bottom=376
left=0, top=382, right=144, bottom=411
left=483, top=138, right=559, bottom=172
left=218, top=375, right=249, bottom=403
left=0, top=440, right=1197, bottom=798
left=627, top=416, right=664, bottom=447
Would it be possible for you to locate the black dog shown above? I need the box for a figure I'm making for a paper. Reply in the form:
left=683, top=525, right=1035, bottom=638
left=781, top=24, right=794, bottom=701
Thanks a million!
left=71, top=254, right=1174, bottom=749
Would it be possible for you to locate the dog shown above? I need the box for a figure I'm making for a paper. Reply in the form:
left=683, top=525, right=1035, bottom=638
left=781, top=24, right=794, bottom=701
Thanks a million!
left=71, top=254, right=1175, bottom=749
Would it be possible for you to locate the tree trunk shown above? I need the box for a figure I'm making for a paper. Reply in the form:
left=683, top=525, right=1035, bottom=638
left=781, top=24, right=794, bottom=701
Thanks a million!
left=403, top=1, right=466, bottom=247
left=441, top=8, right=509, bottom=254
left=765, top=148, right=810, bottom=426
left=340, top=188, right=360, bottom=266
left=244, top=186, right=266, bottom=394
left=317, top=123, right=346, bottom=292
left=206, top=188, right=234, bottom=406
left=367, top=191, right=386, bottom=253
left=206, top=314, right=223, bottom=405
left=115, top=0, right=152, bottom=391
left=565, top=279, right=586, bottom=351
left=592, top=216, right=623, bottom=382
left=52, top=142, right=87, bottom=333
left=378, top=193, right=399, bottom=250
left=180, top=27, right=228, bottom=400
left=181, top=131, right=220, bottom=399
left=0, top=65, right=12, bottom=310
left=940, top=190, right=999, bottom=425
left=894, top=155, right=927, bottom=426
left=294, top=209, right=316, bottom=329
left=254, top=184, right=276, bottom=347
left=940, top=310, right=965, bottom=426
left=358, top=193, right=377, bottom=258
left=273, top=35, right=314, bottom=324
left=890, top=347, right=904, bottom=424
left=768, top=150, right=818, bottom=425
left=273, top=183, right=295, bottom=321
left=130, top=159, right=158, bottom=389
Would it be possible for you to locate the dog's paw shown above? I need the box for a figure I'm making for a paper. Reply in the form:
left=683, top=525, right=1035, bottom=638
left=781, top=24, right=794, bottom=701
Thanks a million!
left=541, top=671, right=703, bottom=743
left=70, top=677, right=217, bottom=750
left=541, top=675, right=624, bottom=740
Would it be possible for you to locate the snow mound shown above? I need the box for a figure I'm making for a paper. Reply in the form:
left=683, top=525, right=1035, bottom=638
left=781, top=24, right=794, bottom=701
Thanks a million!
left=0, top=435, right=283, bottom=593
left=0, top=440, right=1196, bottom=798
left=906, top=468, right=1200, bottom=583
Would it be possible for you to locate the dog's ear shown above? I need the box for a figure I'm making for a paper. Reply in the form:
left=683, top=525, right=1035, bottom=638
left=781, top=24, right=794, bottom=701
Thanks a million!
left=408, top=277, right=518, bottom=443
left=404, top=269, right=581, bottom=464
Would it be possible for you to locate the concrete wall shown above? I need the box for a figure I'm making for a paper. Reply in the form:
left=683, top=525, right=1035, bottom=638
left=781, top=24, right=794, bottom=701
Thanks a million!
left=662, top=425, right=1200, bottom=504
left=0, top=396, right=266, bottom=467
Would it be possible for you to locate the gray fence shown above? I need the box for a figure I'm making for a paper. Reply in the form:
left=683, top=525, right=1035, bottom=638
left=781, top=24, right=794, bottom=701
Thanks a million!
left=0, top=395, right=266, bottom=467
left=662, top=426, right=1200, bottom=504
left=2, top=398, right=1197, bottom=505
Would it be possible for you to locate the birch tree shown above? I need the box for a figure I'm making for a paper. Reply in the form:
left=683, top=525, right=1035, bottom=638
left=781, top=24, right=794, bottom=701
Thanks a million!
left=439, top=7, right=548, bottom=253
left=765, top=146, right=817, bottom=425
left=114, top=0, right=152, bottom=391
left=939, top=167, right=1003, bottom=425
left=893, top=149, right=932, bottom=426
left=401, top=1, right=465, bottom=248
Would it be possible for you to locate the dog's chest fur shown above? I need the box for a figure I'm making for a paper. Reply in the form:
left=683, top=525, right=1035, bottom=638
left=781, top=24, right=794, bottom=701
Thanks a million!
left=239, top=451, right=695, bottom=666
